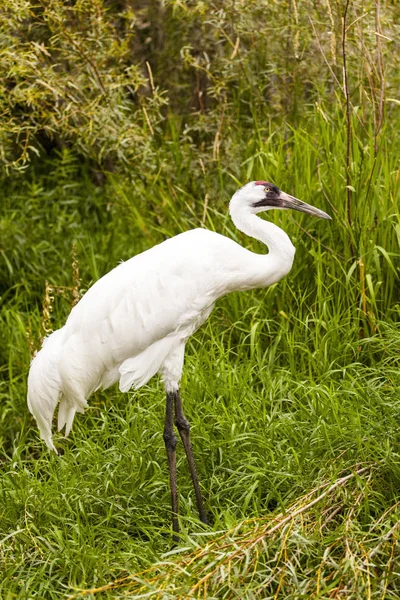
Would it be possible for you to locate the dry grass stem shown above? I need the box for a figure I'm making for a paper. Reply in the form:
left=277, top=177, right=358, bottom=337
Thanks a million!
left=66, top=465, right=396, bottom=600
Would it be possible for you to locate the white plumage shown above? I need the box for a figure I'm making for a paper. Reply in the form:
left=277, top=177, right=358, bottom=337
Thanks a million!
left=27, top=181, right=330, bottom=535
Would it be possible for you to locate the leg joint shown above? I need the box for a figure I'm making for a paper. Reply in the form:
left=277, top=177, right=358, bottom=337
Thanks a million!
left=175, top=416, right=190, bottom=433
left=163, top=430, right=178, bottom=451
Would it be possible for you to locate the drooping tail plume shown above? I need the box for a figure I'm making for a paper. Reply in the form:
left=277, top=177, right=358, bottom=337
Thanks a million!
left=27, top=328, right=65, bottom=453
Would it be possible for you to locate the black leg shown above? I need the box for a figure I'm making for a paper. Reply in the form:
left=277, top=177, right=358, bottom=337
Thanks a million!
left=174, top=389, right=208, bottom=525
left=163, top=391, right=179, bottom=541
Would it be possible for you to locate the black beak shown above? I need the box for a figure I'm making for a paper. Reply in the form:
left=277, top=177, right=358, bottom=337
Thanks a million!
left=279, top=192, right=331, bottom=220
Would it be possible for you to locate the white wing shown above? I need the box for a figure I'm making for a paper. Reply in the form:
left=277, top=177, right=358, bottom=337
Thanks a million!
left=56, top=229, right=250, bottom=398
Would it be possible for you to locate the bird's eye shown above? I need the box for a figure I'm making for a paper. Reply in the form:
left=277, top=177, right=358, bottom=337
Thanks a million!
left=264, top=187, right=270, bottom=193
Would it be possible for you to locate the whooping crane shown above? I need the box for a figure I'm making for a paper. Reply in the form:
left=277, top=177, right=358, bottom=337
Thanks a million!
left=28, top=181, right=331, bottom=539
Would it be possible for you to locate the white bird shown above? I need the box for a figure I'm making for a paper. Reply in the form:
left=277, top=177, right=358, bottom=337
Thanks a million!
left=27, top=181, right=330, bottom=538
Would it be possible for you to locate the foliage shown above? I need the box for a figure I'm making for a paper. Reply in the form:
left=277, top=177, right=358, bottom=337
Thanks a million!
left=0, top=0, right=400, bottom=598
left=0, top=0, right=166, bottom=170
left=1, top=0, right=399, bottom=173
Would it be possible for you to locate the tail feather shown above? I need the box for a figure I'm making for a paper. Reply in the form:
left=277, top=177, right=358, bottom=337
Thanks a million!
left=27, top=329, right=65, bottom=452
left=57, top=397, right=77, bottom=437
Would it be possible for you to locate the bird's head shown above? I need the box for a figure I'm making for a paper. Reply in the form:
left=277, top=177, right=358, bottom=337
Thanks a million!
left=231, top=181, right=331, bottom=220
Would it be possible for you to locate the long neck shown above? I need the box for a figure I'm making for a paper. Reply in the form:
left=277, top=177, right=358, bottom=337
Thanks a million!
left=229, top=203, right=296, bottom=284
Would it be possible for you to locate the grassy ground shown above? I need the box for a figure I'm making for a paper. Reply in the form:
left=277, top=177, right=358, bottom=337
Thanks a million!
left=1, top=2, right=400, bottom=589
left=1, top=107, right=400, bottom=597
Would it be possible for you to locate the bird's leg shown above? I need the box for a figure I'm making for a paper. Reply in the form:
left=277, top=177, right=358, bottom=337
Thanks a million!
left=174, top=389, right=208, bottom=525
left=163, top=391, right=179, bottom=541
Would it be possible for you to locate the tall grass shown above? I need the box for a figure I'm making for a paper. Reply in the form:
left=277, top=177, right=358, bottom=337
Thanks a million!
left=1, top=0, right=400, bottom=597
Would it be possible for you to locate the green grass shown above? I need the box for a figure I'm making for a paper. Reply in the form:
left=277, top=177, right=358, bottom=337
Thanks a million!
left=1, top=299, right=399, bottom=597
left=1, top=93, right=400, bottom=598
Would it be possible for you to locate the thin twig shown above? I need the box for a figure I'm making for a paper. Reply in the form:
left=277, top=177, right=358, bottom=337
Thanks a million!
left=71, top=242, right=81, bottom=307
left=202, top=194, right=210, bottom=225
left=374, top=0, right=385, bottom=154
left=342, top=0, right=352, bottom=230
left=366, top=522, right=399, bottom=562
left=309, top=17, right=343, bottom=94
left=146, top=61, right=155, bottom=93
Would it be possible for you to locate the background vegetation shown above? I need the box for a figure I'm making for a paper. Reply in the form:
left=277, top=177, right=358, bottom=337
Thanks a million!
left=1, top=0, right=399, bottom=597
